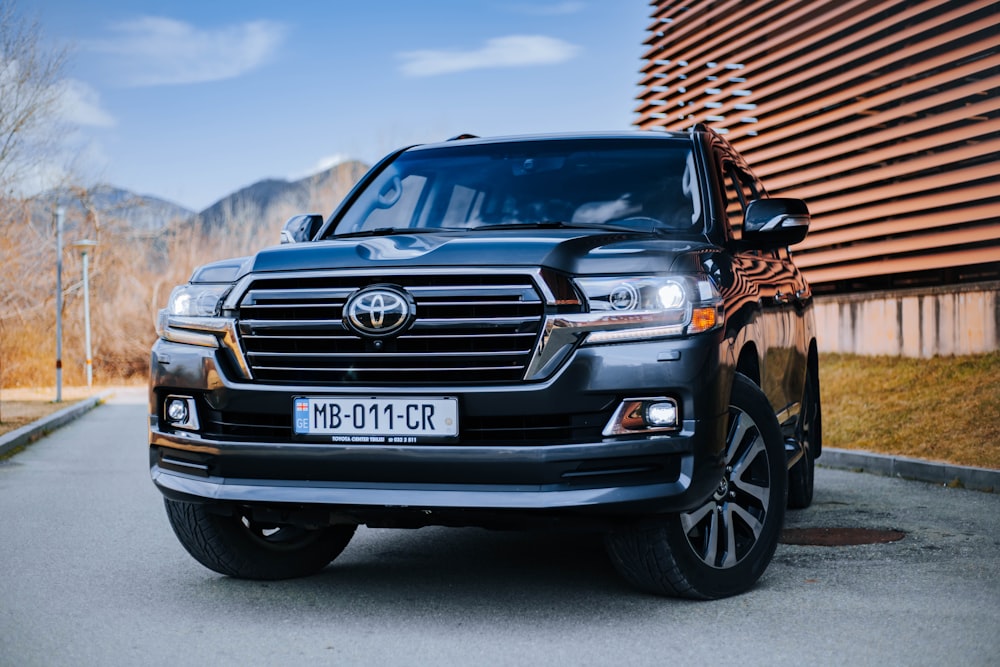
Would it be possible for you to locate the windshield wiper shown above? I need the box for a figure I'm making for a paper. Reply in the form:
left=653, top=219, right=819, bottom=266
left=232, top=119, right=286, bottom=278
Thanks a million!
left=329, top=227, right=446, bottom=240
left=462, top=221, right=571, bottom=231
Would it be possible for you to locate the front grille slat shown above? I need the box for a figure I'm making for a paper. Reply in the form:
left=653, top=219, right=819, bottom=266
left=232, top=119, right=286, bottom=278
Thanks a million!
left=236, top=272, right=547, bottom=386
left=409, top=317, right=539, bottom=328
left=241, top=320, right=349, bottom=332
left=247, top=350, right=529, bottom=360
left=243, top=287, right=355, bottom=303
left=250, top=365, right=526, bottom=374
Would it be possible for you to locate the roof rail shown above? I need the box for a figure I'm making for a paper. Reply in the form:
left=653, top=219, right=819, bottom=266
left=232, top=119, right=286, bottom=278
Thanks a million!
left=447, top=133, right=479, bottom=141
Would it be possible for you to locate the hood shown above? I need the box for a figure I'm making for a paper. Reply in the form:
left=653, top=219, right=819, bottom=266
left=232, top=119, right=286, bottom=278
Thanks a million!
left=250, top=228, right=715, bottom=276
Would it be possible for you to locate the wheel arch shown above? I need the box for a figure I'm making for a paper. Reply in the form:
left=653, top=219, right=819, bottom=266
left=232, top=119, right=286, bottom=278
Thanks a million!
left=734, top=343, right=761, bottom=387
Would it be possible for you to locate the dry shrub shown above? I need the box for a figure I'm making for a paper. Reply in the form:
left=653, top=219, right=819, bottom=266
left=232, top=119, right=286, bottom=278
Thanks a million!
left=0, top=199, right=277, bottom=387
left=1, top=165, right=362, bottom=388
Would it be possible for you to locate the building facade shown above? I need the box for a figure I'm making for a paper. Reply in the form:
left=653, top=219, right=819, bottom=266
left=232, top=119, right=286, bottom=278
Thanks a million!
left=636, top=0, right=1000, bottom=354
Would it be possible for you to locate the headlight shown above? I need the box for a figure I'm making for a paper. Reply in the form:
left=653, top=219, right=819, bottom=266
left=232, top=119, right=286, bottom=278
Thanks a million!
left=575, top=275, right=722, bottom=344
left=155, top=276, right=251, bottom=378
left=166, top=284, right=230, bottom=317
left=578, top=277, right=688, bottom=315
left=155, top=284, right=233, bottom=348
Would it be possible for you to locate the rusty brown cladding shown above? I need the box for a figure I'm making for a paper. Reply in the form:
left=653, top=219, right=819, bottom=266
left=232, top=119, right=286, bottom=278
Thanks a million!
left=636, top=0, right=1000, bottom=292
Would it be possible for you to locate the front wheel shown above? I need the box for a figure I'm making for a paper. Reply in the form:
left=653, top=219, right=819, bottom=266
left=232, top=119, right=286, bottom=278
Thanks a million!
left=164, top=499, right=356, bottom=580
left=605, top=373, right=787, bottom=599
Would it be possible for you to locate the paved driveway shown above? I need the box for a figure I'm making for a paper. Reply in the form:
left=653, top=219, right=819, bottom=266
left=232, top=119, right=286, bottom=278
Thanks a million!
left=1, top=389, right=997, bottom=666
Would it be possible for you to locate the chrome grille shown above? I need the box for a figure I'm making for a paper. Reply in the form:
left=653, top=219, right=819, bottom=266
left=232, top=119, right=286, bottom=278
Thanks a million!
left=235, top=272, right=546, bottom=385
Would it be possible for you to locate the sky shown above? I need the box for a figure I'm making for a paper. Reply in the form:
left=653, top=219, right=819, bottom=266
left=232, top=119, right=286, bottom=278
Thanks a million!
left=25, top=1, right=652, bottom=212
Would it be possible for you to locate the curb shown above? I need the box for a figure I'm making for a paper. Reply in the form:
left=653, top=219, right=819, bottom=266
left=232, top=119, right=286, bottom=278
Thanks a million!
left=820, top=447, right=999, bottom=493
left=0, top=390, right=114, bottom=459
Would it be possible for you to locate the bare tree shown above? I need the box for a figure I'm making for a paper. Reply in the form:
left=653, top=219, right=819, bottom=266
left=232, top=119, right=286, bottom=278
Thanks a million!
left=0, top=0, right=67, bottom=193
left=0, top=1, right=67, bottom=421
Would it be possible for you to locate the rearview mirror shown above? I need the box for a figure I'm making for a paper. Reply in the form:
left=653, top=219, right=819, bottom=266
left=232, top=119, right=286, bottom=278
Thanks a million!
left=743, top=198, right=810, bottom=248
left=280, top=214, right=324, bottom=244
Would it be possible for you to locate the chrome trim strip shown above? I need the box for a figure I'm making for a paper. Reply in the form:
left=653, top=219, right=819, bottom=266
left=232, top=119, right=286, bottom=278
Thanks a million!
left=162, top=327, right=219, bottom=348
left=164, top=316, right=252, bottom=380
left=224, top=267, right=554, bottom=309
left=525, top=309, right=691, bottom=379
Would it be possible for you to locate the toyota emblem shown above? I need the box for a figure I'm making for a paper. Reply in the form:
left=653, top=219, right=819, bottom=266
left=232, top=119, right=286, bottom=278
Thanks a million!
left=344, top=285, right=415, bottom=338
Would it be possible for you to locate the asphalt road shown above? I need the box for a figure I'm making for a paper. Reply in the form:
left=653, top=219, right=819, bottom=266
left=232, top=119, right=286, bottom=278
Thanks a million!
left=1, top=389, right=998, bottom=666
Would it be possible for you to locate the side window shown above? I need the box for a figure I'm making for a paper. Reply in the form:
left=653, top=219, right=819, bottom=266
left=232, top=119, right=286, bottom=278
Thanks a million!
left=721, top=160, right=747, bottom=241
left=721, top=160, right=762, bottom=244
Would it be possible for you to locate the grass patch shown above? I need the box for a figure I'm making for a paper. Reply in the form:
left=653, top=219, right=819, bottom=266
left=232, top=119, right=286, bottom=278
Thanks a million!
left=0, top=387, right=104, bottom=437
left=820, top=352, right=1000, bottom=469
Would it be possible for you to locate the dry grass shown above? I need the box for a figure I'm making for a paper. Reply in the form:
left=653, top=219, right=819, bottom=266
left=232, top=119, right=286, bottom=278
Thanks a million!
left=0, top=386, right=110, bottom=436
left=0, top=199, right=275, bottom=388
left=1, top=173, right=361, bottom=390
left=820, top=352, right=1000, bottom=469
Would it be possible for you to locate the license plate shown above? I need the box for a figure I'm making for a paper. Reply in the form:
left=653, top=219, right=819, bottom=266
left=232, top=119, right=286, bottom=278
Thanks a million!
left=293, top=396, right=458, bottom=442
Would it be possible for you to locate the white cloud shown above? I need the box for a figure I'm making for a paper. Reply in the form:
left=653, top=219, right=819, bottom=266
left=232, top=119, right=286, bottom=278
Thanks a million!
left=10, top=139, right=109, bottom=197
left=398, top=35, right=580, bottom=77
left=54, top=79, right=115, bottom=127
left=91, top=16, right=288, bottom=86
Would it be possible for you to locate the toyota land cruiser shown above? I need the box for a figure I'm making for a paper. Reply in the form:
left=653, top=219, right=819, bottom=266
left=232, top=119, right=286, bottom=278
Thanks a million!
left=150, top=128, right=821, bottom=599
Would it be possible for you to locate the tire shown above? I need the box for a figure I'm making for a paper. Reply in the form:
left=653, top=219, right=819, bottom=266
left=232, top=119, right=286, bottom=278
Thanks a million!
left=164, top=499, right=356, bottom=580
left=788, top=362, right=821, bottom=509
left=605, top=373, right=787, bottom=599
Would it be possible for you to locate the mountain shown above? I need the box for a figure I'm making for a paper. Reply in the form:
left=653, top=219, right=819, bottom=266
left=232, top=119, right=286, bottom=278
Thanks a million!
left=194, top=160, right=370, bottom=232
left=31, top=185, right=194, bottom=233
left=27, top=159, right=371, bottom=237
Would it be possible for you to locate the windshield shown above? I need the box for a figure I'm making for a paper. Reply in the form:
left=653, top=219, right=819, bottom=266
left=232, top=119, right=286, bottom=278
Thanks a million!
left=330, top=138, right=703, bottom=237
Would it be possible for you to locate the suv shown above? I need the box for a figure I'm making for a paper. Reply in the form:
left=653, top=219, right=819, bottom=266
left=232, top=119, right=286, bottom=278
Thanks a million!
left=150, top=128, right=821, bottom=599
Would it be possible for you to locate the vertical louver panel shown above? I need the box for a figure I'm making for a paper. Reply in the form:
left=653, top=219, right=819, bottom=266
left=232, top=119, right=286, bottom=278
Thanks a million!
left=637, top=0, right=1000, bottom=291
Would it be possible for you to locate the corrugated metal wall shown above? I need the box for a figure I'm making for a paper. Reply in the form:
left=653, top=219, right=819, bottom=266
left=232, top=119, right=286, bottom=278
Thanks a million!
left=636, top=0, right=1000, bottom=292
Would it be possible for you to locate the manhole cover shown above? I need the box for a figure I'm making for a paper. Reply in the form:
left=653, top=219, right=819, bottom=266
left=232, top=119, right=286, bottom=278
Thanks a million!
left=780, top=527, right=905, bottom=546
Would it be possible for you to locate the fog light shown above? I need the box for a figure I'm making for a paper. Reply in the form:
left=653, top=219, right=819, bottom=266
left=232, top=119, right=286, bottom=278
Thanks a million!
left=166, top=399, right=188, bottom=422
left=645, top=401, right=678, bottom=427
left=164, top=395, right=199, bottom=431
left=603, top=397, right=679, bottom=436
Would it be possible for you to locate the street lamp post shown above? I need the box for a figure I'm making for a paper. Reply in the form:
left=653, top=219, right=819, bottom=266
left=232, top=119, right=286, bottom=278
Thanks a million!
left=55, top=207, right=65, bottom=402
left=72, top=240, right=98, bottom=387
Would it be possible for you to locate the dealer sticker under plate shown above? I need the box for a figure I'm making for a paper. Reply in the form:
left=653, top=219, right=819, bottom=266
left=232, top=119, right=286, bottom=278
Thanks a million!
left=293, top=396, right=458, bottom=443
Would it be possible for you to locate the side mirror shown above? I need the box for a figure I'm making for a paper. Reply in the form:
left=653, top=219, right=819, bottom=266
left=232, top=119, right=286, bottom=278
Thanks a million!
left=743, top=198, right=810, bottom=248
left=280, top=214, right=324, bottom=244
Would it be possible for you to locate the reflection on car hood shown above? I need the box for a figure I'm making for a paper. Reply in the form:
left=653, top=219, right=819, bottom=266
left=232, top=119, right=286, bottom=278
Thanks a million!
left=251, top=228, right=714, bottom=275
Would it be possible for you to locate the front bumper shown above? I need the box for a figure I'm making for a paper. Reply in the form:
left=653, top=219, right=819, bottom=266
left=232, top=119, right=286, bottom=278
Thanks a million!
left=149, top=333, right=729, bottom=523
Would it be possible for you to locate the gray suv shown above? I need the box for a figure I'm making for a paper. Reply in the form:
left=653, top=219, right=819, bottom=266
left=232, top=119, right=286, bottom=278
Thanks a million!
left=150, top=128, right=821, bottom=598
